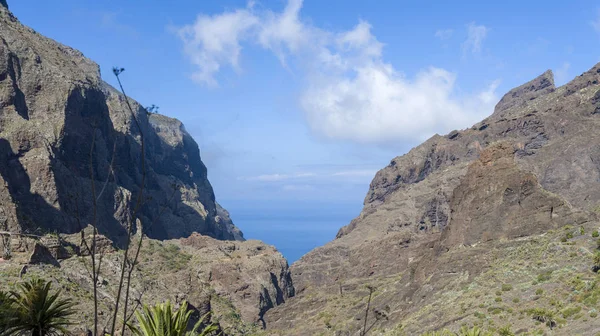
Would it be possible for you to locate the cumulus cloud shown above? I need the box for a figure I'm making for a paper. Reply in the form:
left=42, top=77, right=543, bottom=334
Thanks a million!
left=434, top=29, right=453, bottom=40
left=462, top=22, right=488, bottom=55
left=177, top=1, right=500, bottom=144
left=177, top=6, right=259, bottom=86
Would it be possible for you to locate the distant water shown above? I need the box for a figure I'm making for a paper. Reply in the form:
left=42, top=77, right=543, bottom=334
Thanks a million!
left=222, top=201, right=361, bottom=264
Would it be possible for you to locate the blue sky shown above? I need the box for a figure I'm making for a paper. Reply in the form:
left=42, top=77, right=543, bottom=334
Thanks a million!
left=9, top=1, right=600, bottom=256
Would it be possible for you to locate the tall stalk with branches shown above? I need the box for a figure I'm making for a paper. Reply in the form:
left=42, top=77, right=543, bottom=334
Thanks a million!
left=108, top=67, right=148, bottom=336
left=73, top=67, right=149, bottom=336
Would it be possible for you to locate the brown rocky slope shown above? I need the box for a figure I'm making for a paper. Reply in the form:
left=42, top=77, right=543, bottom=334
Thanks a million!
left=265, top=65, right=600, bottom=334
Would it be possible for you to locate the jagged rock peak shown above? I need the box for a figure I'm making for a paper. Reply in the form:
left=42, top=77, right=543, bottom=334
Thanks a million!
left=493, top=69, right=555, bottom=115
left=0, top=0, right=7, bottom=9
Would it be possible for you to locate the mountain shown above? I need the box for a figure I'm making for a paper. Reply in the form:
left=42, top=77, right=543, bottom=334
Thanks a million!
left=0, top=2, right=294, bottom=333
left=264, top=66, right=600, bottom=334
left=0, top=1, right=241, bottom=242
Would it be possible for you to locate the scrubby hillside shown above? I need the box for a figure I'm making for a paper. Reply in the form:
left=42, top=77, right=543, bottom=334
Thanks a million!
left=265, top=65, right=600, bottom=335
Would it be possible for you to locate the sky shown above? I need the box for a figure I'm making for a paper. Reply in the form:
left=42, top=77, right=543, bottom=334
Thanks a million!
left=9, top=0, right=600, bottom=261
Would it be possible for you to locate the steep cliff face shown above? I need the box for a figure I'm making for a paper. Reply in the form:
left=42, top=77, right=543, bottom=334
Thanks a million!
left=0, top=4, right=297, bottom=333
left=266, top=64, right=600, bottom=334
left=0, top=4, right=242, bottom=242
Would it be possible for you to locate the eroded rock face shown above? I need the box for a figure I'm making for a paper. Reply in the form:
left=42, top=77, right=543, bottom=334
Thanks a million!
left=440, top=142, right=585, bottom=248
left=180, top=233, right=294, bottom=326
left=0, top=5, right=242, bottom=243
left=266, top=64, right=600, bottom=334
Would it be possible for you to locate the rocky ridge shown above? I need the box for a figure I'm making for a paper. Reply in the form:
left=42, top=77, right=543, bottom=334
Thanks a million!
left=0, top=2, right=242, bottom=242
left=0, top=3, right=294, bottom=334
left=265, top=64, right=600, bottom=334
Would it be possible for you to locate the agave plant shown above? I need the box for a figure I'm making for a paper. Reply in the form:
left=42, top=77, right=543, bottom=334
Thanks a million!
left=128, top=300, right=218, bottom=336
left=2, top=278, right=76, bottom=336
left=0, top=290, right=12, bottom=334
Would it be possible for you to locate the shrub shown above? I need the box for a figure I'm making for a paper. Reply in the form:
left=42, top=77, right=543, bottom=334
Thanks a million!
left=566, top=232, right=574, bottom=239
left=512, top=297, right=520, bottom=303
left=535, top=288, right=544, bottom=295
left=528, top=308, right=556, bottom=328
left=593, top=230, right=599, bottom=238
left=501, top=284, right=513, bottom=292
left=537, top=271, right=553, bottom=282
left=495, top=297, right=502, bottom=302
left=561, top=306, right=582, bottom=319
left=497, top=325, right=515, bottom=336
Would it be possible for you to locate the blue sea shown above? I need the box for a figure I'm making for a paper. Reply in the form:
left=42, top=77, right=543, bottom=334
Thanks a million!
left=221, top=200, right=361, bottom=264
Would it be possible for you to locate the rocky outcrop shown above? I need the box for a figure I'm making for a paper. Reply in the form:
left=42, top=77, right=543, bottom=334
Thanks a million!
left=493, top=70, right=555, bottom=116
left=180, top=233, right=294, bottom=326
left=0, top=231, right=294, bottom=335
left=0, top=4, right=242, bottom=243
left=266, top=64, right=600, bottom=334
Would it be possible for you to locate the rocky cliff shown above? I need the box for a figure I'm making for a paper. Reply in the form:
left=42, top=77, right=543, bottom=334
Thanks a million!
left=0, top=4, right=242, bottom=242
left=265, top=65, right=600, bottom=334
left=0, top=3, right=295, bottom=334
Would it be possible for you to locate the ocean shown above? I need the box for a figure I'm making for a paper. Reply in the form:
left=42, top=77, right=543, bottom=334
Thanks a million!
left=222, top=200, right=362, bottom=264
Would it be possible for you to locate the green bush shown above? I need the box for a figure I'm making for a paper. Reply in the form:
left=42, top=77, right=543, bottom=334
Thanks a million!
left=501, top=284, right=513, bottom=292
left=561, top=306, right=582, bottom=319
left=535, top=288, right=544, bottom=295
left=528, top=308, right=556, bottom=328
left=593, top=230, right=599, bottom=238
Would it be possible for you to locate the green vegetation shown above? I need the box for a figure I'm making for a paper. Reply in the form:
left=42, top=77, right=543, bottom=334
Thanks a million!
left=527, top=308, right=556, bottom=328
left=497, top=325, right=514, bottom=336
left=128, top=300, right=218, bottom=336
left=593, top=230, right=599, bottom=238
left=0, top=278, right=76, bottom=336
left=501, top=284, right=512, bottom=292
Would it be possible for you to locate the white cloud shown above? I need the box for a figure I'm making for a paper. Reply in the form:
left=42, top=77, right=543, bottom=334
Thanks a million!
left=462, top=22, right=488, bottom=55
left=178, top=2, right=500, bottom=144
left=177, top=6, right=259, bottom=86
left=435, top=29, right=453, bottom=40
